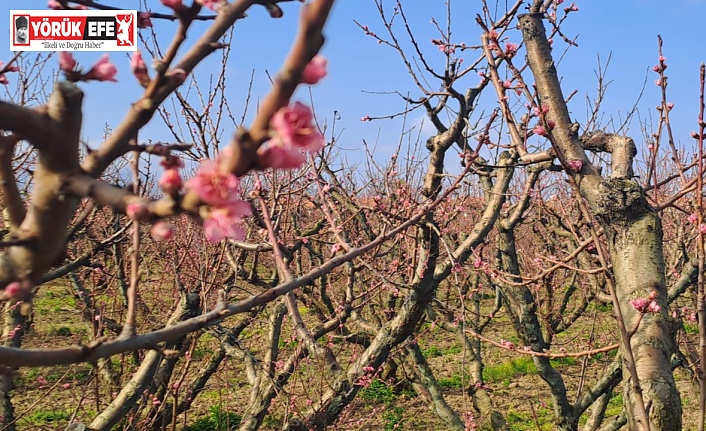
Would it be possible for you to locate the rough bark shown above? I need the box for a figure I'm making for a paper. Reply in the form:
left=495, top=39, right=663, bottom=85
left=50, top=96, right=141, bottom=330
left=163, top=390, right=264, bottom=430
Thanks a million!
left=497, top=225, right=575, bottom=430
left=0, top=301, right=25, bottom=431
left=87, top=290, right=201, bottom=431
left=406, top=343, right=465, bottom=430
left=519, top=12, right=682, bottom=430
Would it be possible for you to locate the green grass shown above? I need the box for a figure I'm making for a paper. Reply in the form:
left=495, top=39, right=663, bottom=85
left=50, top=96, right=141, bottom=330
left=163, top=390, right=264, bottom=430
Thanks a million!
left=507, top=406, right=554, bottom=431
left=34, top=288, right=76, bottom=313
left=550, top=356, right=578, bottom=368
left=383, top=406, right=404, bottom=431
left=359, top=380, right=396, bottom=403
left=27, top=410, right=71, bottom=425
left=184, top=406, right=241, bottom=431
left=437, top=374, right=464, bottom=389
left=483, top=357, right=536, bottom=383
left=420, top=344, right=462, bottom=358
left=606, top=393, right=623, bottom=416
left=684, top=323, right=698, bottom=335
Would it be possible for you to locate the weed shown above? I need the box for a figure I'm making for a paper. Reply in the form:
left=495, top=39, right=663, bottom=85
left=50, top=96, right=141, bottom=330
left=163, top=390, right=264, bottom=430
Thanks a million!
left=383, top=406, right=404, bottom=431
left=484, top=357, right=537, bottom=382
left=550, top=356, right=578, bottom=368
left=27, top=410, right=71, bottom=425
left=605, top=392, right=623, bottom=416
left=360, top=380, right=396, bottom=403
left=421, top=344, right=462, bottom=358
left=422, top=345, right=444, bottom=358
left=437, top=374, right=464, bottom=389
left=184, top=406, right=241, bottom=431
left=684, top=323, right=698, bottom=335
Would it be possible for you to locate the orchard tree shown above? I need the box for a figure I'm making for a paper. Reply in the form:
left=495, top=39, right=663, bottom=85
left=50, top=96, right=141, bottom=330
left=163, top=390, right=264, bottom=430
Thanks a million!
left=0, top=1, right=703, bottom=431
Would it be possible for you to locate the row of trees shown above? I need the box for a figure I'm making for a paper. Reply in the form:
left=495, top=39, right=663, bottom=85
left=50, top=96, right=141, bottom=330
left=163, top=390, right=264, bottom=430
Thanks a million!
left=0, top=1, right=703, bottom=430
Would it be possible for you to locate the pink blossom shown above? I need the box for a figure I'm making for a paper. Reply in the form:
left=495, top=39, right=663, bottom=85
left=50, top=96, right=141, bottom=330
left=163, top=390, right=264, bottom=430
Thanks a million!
left=5, top=282, right=22, bottom=299
left=160, top=0, right=185, bottom=13
left=503, top=79, right=512, bottom=88
left=126, top=202, right=149, bottom=220
left=330, top=243, right=342, bottom=255
left=500, top=339, right=515, bottom=350
left=652, top=64, right=661, bottom=73
left=473, top=257, right=483, bottom=268
left=647, top=301, right=661, bottom=313
left=630, top=297, right=649, bottom=312
left=533, top=124, right=547, bottom=136
left=62, top=383, right=71, bottom=389
left=150, top=221, right=175, bottom=241
left=59, top=51, right=77, bottom=73
left=137, top=12, right=153, bottom=28
left=505, top=42, right=518, bottom=56
left=159, top=168, right=182, bottom=194
left=185, top=159, right=241, bottom=206
left=666, top=102, right=674, bottom=110
left=659, top=55, right=666, bottom=63
left=301, top=55, right=327, bottom=84
left=259, top=144, right=306, bottom=169
left=699, top=224, right=706, bottom=234
left=533, top=104, right=550, bottom=116
left=84, top=54, right=118, bottom=82
left=488, top=29, right=498, bottom=40
left=131, top=51, right=150, bottom=87
left=689, top=213, right=699, bottom=224
left=196, top=0, right=221, bottom=11
left=361, top=115, right=371, bottom=121
left=48, top=0, right=61, bottom=9
left=0, top=75, right=8, bottom=86
left=271, top=102, right=324, bottom=151
left=260, top=102, right=325, bottom=169
left=203, top=201, right=252, bottom=242
left=566, top=159, right=583, bottom=172
left=655, top=79, right=663, bottom=87
left=631, top=297, right=661, bottom=314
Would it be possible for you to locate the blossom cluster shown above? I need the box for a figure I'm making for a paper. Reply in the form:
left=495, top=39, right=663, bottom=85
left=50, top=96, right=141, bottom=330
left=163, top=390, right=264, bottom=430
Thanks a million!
left=56, top=47, right=326, bottom=243
left=630, top=290, right=661, bottom=314
left=176, top=56, right=326, bottom=242
left=257, top=56, right=327, bottom=169
left=59, top=52, right=118, bottom=82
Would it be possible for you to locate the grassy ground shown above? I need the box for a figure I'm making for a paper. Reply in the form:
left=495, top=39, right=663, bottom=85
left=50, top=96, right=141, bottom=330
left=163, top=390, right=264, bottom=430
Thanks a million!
left=8, top=283, right=703, bottom=430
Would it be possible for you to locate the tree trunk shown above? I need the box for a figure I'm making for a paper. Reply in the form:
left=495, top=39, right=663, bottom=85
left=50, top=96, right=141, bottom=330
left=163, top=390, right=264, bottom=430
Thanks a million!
left=519, top=12, right=682, bottom=430
left=406, top=343, right=465, bottom=430
left=497, top=226, right=575, bottom=431
left=602, top=194, right=681, bottom=430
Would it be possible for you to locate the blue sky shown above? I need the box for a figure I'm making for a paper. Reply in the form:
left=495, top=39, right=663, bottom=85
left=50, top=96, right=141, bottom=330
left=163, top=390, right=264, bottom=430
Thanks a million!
left=0, top=1, right=704, bottom=164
